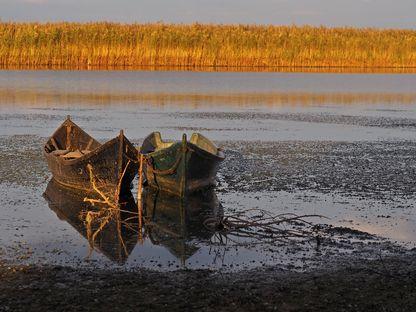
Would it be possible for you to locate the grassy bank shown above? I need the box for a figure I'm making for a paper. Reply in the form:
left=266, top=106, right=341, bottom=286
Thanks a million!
left=0, top=22, right=416, bottom=69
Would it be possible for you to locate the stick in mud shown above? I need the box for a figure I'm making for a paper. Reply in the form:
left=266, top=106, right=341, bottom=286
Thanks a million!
left=137, top=153, right=144, bottom=241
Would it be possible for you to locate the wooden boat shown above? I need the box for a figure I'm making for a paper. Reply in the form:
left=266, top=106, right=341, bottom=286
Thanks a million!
left=140, top=132, right=225, bottom=197
left=43, top=179, right=138, bottom=264
left=143, top=187, right=222, bottom=263
left=44, top=116, right=138, bottom=202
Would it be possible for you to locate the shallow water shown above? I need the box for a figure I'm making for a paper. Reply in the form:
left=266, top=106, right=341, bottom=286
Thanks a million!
left=0, top=70, right=415, bottom=271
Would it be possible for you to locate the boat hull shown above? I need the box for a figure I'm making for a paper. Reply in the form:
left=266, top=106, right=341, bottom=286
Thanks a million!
left=143, top=141, right=224, bottom=197
left=44, top=118, right=138, bottom=201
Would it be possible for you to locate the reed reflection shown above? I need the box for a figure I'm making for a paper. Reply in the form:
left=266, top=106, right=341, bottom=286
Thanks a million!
left=2, top=88, right=416, bottom=108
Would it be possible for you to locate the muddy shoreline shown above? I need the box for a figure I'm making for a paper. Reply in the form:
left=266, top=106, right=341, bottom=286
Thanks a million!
left=1, top=135, right=416, bottom=269
left=1, top=253, right=416, bottom=312
left=2, top=72, right=416, bottom=310
left=1, top=135, right=416, bottom=310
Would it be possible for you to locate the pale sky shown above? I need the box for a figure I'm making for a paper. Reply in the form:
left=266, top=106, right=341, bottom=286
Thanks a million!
left=0, top=0, right=415, bottom=29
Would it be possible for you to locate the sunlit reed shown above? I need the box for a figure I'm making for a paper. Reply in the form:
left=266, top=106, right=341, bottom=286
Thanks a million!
left=1, top=22, right=416, bottom=69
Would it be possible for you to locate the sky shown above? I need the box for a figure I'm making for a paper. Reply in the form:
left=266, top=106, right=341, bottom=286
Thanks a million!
left=0, top=0, right=415, bottom=29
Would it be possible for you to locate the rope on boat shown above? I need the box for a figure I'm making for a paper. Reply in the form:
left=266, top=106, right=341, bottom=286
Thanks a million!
left=124, top=153, right=139, bottom=164
left=141, top=138, right=218, bottom=177
left=145, top=145, right=189, bottom=176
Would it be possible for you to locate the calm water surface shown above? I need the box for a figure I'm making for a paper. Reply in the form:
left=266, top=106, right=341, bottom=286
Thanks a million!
left=1, top=70, right=415, bottom=271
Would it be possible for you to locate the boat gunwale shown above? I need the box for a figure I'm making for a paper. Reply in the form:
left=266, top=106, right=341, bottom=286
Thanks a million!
left=44, top=136, right=118, bottom=165
left=44, top=119, right=137, bottom=165
left=140, top=132, right=225, bottom=161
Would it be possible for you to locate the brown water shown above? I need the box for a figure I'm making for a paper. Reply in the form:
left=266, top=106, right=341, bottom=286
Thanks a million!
left=1, top=70, right=415, bottom=271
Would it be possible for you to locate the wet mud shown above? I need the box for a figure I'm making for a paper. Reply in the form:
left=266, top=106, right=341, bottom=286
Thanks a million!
left=0, top=134, right=414, bottom=272
left=221, top=140, right=416, bottom=198
left=173, top=111, right=416, bottom=130
left=1, top=254, right=416, bottom=311
left=1, top=71, right=416, bottom=310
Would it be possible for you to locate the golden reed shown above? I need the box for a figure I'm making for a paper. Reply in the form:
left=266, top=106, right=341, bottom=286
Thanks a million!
left=1, top=22, right=416, bottom=69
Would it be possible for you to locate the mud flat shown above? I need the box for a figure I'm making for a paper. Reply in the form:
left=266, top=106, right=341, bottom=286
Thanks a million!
left=1, top=253, right=416, bottom=312
left=1, top=71, right=416, bottom=310
left=1, top=134, right=415, bottom=271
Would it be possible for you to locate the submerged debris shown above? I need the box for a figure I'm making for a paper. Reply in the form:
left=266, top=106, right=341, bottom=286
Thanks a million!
left=80, top=163, right=140, bottom=259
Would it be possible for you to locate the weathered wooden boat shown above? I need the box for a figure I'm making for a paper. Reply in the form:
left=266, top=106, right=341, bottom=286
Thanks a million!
left=140, top=132, right=225, bottom=197
left=143, top=187, right=222, bottom=263
left=43, top=179, right=138, bottom=264
left=44, top=116, right=138, bottom=202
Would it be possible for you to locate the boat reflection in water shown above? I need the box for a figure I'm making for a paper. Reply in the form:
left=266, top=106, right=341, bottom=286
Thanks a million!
left=43, top=179, right=139, bottom=264
left=143, top=187, right=222, bottom=265
left=44, top=179, right=222, bottom=266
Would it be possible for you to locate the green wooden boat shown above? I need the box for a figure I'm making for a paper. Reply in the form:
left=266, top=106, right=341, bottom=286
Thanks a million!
left=140, top=132, right=225, bottom=197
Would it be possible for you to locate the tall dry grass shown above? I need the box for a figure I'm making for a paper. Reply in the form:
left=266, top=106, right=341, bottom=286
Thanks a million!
left=1, top=22, right=416, bottom=69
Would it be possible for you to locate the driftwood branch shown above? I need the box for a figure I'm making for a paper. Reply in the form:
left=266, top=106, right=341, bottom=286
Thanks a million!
left=80, top=163, right=133, bottom=258
left=204, top=208, right=327, bottom=247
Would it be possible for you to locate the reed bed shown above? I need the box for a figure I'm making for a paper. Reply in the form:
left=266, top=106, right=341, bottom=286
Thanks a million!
left=1, top=22, right=416, bottom=69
